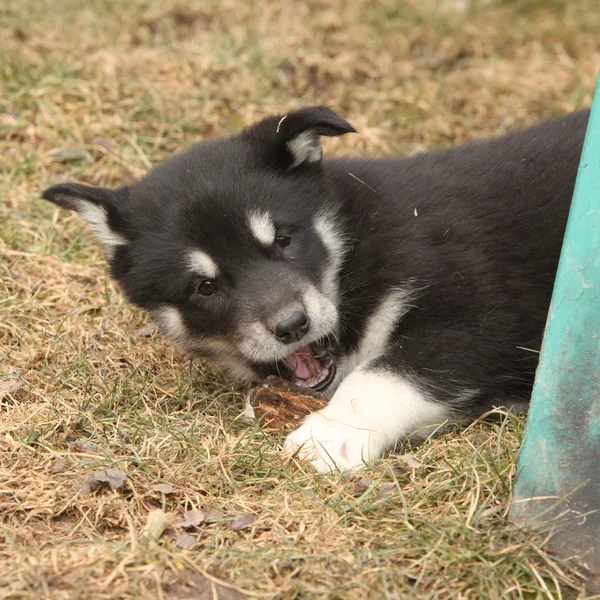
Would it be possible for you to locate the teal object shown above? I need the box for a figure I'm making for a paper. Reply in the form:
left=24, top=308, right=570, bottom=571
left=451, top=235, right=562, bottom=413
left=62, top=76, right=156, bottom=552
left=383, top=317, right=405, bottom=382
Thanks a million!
left=512, top=74, right=600, bottom=594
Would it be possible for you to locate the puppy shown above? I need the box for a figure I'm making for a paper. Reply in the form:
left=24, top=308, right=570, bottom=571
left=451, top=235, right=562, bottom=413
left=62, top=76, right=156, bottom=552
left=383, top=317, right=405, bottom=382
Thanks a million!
left=42, top=106, right=588, bottom=472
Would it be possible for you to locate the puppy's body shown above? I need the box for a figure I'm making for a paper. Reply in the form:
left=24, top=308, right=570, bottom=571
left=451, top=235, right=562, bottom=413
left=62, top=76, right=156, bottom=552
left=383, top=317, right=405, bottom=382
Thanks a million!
left=43, top=108, right=588, bottom=472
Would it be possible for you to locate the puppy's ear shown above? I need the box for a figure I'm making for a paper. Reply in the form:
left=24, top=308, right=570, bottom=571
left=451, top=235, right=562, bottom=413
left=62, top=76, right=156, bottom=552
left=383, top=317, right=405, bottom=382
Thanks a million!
left=42, top=182, right=128, bottom=257
left=244, top=106, right=356, bottom=169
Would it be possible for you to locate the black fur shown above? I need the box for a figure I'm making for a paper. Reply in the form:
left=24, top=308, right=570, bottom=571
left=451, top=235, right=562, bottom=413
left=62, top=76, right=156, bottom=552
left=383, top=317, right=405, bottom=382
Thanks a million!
left=43, top=107, right=588, bottom=420
left=326, top=110, right=588, bottom=415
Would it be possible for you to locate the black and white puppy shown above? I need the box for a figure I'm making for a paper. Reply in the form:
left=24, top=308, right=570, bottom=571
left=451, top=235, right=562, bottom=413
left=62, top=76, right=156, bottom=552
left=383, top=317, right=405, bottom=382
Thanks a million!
left=42, top=107, right=588, bottom=472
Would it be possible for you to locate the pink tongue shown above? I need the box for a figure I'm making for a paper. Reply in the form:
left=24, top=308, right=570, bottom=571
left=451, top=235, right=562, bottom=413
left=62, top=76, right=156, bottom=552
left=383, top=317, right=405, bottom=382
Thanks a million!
left=282, top=346, right=314, bottom=379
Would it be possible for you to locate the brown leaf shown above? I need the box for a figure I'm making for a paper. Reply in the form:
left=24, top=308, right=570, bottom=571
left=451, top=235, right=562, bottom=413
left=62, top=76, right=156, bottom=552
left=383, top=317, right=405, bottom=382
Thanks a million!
left=231, top=513, right=255, bottom=531
left=135, top=322, right=159, bottom=337
left=145, top=508, right=177, bottom=540
left=93, top=469, right=127, bottom=490
left=230, top=468, right=247, bottom=479
left=353, top=477, right=373, bottom=494
left=91, top=137, right=114, bottom=152
left=396, top=454, right=422, bottom=469
left=390, top=466, right=406, bottom=478
left=50, top=458, right=68, bottom=474
left=203, top=506, right=225, bottom=522
left=469, top=432, right=490, bottom=444
left=152, top=483, right=174, bottom=494
left=0, top=379, right=22, bottom=399
left=69, top=439, right=109, bottom=456
left=72, top=478, right=97, bottom=496
left=175, top=532, right=197, bottom=549
left=26, top=430, right=40, bottom=444
left=162, top=569, right=242, bottom=600
left=72, top=469, right=127, bottom=496
left=379, top=482, right=396, bottom=498
left=177, top=509, right=205, bottom=529
left=122, top=166, right=138, bottom=185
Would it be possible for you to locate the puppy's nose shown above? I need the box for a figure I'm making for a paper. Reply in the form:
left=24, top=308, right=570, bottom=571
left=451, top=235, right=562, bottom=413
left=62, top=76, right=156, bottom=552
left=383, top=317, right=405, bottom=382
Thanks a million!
left=273, top=309, right=310, bottom=344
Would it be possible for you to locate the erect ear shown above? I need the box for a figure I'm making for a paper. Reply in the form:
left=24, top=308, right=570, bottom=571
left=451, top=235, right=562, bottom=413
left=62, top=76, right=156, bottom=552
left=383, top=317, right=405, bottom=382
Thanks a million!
left=41, top=182, right=128, bottom=257
left=243, top=106, right=356, bottom=169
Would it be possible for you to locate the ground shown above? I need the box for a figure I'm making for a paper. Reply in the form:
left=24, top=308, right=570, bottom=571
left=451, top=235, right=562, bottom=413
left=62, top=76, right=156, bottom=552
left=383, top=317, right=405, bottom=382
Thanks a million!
left=1, top=0, right=600, bottom=598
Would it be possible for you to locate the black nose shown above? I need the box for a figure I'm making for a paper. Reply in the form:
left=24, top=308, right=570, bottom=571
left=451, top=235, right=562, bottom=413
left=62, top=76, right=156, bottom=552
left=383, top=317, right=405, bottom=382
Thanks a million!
left=273, top=310, right=310, bottom=344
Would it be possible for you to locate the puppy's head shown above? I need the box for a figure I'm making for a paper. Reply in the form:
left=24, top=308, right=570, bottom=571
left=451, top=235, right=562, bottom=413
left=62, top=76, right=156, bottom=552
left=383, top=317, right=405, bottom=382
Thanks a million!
left=42, top=107, right=356, bottom=390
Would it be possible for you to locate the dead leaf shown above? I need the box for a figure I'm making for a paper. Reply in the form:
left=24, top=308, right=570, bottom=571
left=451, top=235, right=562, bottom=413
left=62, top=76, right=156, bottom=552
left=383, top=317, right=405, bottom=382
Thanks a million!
left=72, top=469, right=127, bottom=496
left=135, top=322, right=158, bottom=337
left=69, top=439, right=109, bottom=456
left=469, top=432, right=490, bottom=444
left=203, top=506, right=225, bottom=522
left=72, top=478, right=98, bottom=496
left=152, top=483, right=174, bottom=494
left=162, top=569, right=242, bottom=600
left=0, top=380, right=22, bottom=399
left=26, top=429, right=40, bottom=444
left=91, top=136, right=114, bottom=152
left=177, top=509, right=205, bottom=529
left=145, top=508, right=176, bottom=540
left=231, top=513, right=255, bottom=531
left=379, top=482, right=396, bottom=497
left=122, top=166, right=138, bottom=185
left=50, top=458, right=68, bottom=474
left=353, top=477, right=373, bottom=494
left=390, top=466, right=406, bottom=478
left=92, top=469, right=127, bottom=490
left=175, top=532, right=197, bottom=549
left=396, top=454, right=422, bottom=469
left=231, top=468, right=247, bottom=479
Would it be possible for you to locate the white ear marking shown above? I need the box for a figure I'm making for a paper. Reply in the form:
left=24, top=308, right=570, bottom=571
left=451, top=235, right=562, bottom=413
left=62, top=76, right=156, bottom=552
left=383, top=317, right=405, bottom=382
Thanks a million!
left=287, top=130, right=323, bottom=168
left=71, top=199, right=127, bottom=258
left=248, top=210, right=276, bottom=246
left=186, top=249, right=219, bottom=279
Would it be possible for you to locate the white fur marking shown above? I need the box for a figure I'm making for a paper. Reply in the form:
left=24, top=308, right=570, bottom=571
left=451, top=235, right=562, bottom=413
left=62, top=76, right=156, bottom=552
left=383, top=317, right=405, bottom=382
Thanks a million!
left=152, top=307, right=257, bottom=381
left=287, top=130, right=322, bottom=167
left=333, top=288, right=414, bottom=388
left=154, top=306, right=188, bottom=344
left=74, top=200, right=127, bottom=257
left=248, top=210, right=276, bottom=246
left=284, top=368, right=449, bottom=473
left=198, top=338, right=257, bottom=382
left=354, top=288, right=413, bottom=367
left=186, top=249, right=219, bottom=279
left=313, top=210, right=349, bottom=304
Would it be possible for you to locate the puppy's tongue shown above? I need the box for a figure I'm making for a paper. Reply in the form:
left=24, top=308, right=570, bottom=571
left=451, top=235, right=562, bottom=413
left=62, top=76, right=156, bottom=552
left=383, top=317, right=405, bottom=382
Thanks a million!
left=282, top=346, right=317, bottom=380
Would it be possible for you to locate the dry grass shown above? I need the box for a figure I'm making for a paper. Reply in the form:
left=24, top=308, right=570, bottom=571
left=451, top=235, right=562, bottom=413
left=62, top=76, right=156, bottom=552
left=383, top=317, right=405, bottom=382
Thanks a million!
left=1, top=0, right=600, bottom=598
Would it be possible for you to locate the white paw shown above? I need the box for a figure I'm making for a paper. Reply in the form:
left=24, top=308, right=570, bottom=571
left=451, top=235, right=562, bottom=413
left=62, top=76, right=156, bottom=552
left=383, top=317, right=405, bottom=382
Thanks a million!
left=283, top=409, right=384, bottom=473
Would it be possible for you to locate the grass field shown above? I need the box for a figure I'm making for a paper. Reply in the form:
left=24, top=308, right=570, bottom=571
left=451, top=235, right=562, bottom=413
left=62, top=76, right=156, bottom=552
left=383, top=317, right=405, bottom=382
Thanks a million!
left=2, top=0, right=600, bottom=598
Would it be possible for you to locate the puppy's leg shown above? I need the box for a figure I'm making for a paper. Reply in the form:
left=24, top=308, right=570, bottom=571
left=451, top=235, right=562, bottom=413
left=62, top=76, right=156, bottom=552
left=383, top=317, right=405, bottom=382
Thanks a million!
left=283, top=367, right=450, bottom=473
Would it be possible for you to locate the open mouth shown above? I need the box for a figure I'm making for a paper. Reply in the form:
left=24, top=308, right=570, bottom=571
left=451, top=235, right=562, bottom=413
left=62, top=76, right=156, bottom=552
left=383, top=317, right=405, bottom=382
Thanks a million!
left=280, top=342, right=337, bottom=391
left=254, top=340, right=337, bottom=392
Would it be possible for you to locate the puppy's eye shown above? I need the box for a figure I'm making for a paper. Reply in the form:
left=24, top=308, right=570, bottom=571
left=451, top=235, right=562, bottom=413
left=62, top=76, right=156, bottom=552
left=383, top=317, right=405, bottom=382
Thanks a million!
left=276, top=235, right=292, bottom=248
left=197, top=280, right=217, bottom=296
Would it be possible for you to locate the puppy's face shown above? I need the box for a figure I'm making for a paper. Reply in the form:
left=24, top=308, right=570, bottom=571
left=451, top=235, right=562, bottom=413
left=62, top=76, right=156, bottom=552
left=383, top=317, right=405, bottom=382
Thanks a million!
left=43, top=107, right=356, bottom=391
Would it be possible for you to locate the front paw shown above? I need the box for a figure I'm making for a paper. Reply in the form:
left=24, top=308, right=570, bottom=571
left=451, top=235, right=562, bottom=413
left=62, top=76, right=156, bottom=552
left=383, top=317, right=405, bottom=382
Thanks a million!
left=283, top=410, right=382, bottom=473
